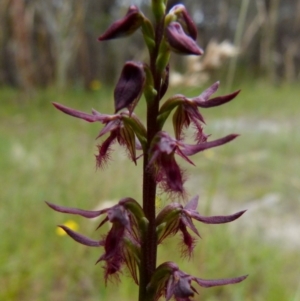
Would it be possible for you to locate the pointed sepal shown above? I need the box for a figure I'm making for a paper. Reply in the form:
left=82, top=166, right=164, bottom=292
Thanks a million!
left=46, top=201, right=107, bottom=218
left=192, top=81, right=240, bottom=108
left=52, top=102, right=107, bottom=123
left=180, top=134, right=239, bottom=156
left=58, top=225, right=103, bottom=247
left=187, top=209, right=246, bottom=224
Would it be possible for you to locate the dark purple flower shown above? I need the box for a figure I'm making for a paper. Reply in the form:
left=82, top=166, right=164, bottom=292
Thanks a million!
left=148, top=131, right=238, bottom=194
left=172, top=99, right=208, bottom=142
left=159, top=82, right=240, bottom=142
left=52, top=103, right=146, bottom=167
left=114, top=61, right=145, bottom=114
left=168, top=4, right=197, bottom=40
left=98, top=5, right=144, bottom=41
left=46, top=198, right=144, bottom=284
left=148, top=262, right=247, bottom=301
left=156, top=196, right=246, bottom=257
left=165, top=22, right=203, bottom=55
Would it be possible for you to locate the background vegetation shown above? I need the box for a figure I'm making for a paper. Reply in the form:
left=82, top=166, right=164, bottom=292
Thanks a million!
left=1, top=0, right=299, bottom=90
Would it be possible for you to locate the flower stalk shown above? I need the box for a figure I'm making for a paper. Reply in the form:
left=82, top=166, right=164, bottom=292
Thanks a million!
left=140, top=14, right=166, bottom=298
left=47, top=1, right=247, bottom=300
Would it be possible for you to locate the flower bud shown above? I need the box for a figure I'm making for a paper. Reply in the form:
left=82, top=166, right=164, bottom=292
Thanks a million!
left=98, top=5, right=144, bottom=41
left=168, top=4, right=198, bottom=40
left=114, top=61, right=145, bottom=114
left=151, top=0, right=166, bottom=21
left=165, top=22, right=203, bottom=55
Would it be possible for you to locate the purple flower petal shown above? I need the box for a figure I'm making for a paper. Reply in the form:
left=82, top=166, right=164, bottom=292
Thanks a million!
left=175, top=146, right=196, bottom=166
left=187, top=210, right=246, bottom=224
left=169, top=5, right=198, bottom=40
left=58, top=225, right=102, bottom=247
left=195, top=275, right=248, bottom=287
left=95, top=132, right=116, bottom=168
left=53, top=102, right=105, bottom=122
left=46, top=201, right=106, bottom=218
left=196, top=90, right=241, bottom=108
left=96, top=119, right=120, bottom=139
left=178, top=222, right=197, bottom=257
left=181, top=134, right=239, bottom=156
left=114, top=61, right=145, bottom=113
left=196, top=81, right=219, bottom=102
left=181, top=214, right=200, bottom=237
left=184, top=195, right=199, bottom=211
left=165, top=22, right=203, bottom=55
left=98, top=6, right=143, bottom=41
left=96, top=216, right=109, bottom=230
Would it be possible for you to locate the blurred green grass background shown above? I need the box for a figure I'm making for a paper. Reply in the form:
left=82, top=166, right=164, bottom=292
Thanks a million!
left=1, top=81, right=300, bottom=301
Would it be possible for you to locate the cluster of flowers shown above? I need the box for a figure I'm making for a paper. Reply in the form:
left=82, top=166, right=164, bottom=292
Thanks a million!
left=47, top=2, right=247, bottom=300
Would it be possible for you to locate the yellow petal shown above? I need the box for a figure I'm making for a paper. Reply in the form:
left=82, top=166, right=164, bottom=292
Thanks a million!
left=89, top=80, right=102, bottom=91
left=56, top=220, right=79, bottom=236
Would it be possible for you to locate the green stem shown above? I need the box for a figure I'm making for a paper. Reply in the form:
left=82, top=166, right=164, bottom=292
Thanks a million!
left=138, top=15, right=165, bottom=301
